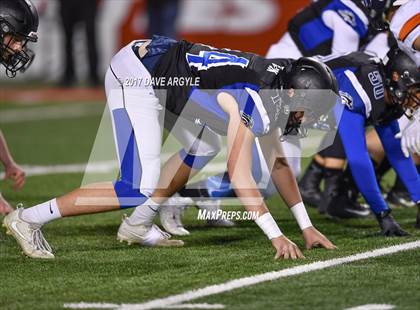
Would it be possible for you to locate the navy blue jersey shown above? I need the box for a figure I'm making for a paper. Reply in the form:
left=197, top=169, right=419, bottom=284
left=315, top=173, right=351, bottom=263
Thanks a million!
left=288, top=0, right=371, bottom=56
left=324, top=52, right=420, bottom=213
left=152, top=39, right=292, bottom=137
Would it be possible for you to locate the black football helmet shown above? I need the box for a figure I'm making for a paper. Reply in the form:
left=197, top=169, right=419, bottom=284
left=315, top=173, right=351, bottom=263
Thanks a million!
left=0, top=0, right=38, bottom=77
left=384, top=47, right=420, bottom=117
left=279, top=57, right=339, bottom=137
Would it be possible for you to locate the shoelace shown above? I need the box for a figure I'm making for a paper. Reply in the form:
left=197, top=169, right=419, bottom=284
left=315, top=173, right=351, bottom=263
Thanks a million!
left=152, top=224, right=171, bottom=239
left=30, top=225, right=53, bottom=253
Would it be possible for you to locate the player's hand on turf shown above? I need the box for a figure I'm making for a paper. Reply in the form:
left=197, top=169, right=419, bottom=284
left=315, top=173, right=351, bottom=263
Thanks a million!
left=303, top=226, right=337, bottom=250
left=0, top=194, right=13, bottom=215
left=271, top=235, right=305, bottom=260
left=4, top=162, right=25, bottom=190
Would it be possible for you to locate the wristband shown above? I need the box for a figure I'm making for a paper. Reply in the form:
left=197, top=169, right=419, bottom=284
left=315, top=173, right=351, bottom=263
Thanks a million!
left=291, top=202, right=313, bottom=230
left=255, top=212, right=283, bottom=240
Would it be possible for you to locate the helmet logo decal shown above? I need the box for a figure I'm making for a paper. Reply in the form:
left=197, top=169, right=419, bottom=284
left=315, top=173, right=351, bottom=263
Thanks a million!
left=339, top=91, right=354, bottom=110
left=267, top=63, right=283, bottom=75
left=338, top=10, right=356, bottom=27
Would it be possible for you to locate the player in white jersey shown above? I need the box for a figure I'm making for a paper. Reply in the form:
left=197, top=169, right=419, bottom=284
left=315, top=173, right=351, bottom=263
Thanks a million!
left=390, top=0, right=420, bottom=66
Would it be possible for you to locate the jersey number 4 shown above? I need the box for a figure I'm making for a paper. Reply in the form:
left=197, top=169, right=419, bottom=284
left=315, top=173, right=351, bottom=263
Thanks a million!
left=186, top=51, right=249, bottom=71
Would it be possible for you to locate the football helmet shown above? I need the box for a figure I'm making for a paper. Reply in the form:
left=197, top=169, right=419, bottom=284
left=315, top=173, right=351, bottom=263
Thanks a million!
left=384, top=47, right=420, bottom=117
left=279, top=57, right=339, bottom=137
left=0, top=0, right=38, bottom=77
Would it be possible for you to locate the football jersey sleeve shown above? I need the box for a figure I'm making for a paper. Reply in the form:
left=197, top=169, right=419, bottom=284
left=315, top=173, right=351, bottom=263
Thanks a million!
left=324, top=0, right=370, bottom=39
left=337, top=108, right=389, bottom=214
left=215, top=85, right=271, bottom=137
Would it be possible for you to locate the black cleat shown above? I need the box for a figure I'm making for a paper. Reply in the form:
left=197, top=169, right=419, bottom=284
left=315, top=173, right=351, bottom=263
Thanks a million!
left=375, top=210, right=409, bottom=237
left=415, top=205, right=420, bottom=229
left=298, top=160, right=324, bottom=209
left=385, top=190, right=415, bottom=208
left=326, top=194, right=370, bottom=219
left=300, top=188, right=324, bottom=209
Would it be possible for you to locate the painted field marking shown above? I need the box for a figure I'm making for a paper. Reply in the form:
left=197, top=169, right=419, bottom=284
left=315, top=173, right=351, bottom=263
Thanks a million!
left=0, top=104, right=103, bottom=123
left=64, top=241, right=420, bottom=310
left=345, top=304, right=395, bottom=310
left=64, top=303, right=224, bottom=309
left=0, top=160, right=227, bottom=178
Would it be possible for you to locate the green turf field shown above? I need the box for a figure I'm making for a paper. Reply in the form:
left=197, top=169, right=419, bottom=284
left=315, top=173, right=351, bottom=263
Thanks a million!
left=1, top=102, right=419, bottom=310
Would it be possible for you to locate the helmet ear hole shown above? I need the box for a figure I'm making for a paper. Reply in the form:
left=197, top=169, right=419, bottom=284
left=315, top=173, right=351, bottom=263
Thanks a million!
left=1, top=22, right=10, bottom=34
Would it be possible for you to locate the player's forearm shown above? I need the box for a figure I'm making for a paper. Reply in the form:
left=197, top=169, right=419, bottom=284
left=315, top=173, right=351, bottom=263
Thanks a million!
left=229, top=167, right=268, bottom=215
left=271, top=157, right=303, bottom=208
left=0, top=130, right=15, bottom=168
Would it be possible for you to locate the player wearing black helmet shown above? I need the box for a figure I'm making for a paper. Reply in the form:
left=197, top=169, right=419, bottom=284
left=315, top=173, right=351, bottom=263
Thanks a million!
left=0, top=0, right=38, bottom=215
left=4, top=36, right=338, bottom=259
left=0, top=0, right=38, bottom=77
left=170, top=48, right=419, bottom=237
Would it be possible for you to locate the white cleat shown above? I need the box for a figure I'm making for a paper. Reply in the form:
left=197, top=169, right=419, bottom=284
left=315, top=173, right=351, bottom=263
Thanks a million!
left=117, top=215, right=184, bottom=247
left=2, top=208, right=54, bottom=259
left=159, top=194, right=191, bottom=236
left=196, top=199, right=235, bottom=227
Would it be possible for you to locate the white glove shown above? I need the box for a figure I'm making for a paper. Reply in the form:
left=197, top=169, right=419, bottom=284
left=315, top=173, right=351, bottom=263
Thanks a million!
left=395, top=111, right=420, bottom=158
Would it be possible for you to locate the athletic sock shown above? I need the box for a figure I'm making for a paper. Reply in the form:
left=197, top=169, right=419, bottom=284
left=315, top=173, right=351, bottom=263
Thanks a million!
left=128, top=204, right=159, bottom=226
left=21, top=198, right=62, bottom=225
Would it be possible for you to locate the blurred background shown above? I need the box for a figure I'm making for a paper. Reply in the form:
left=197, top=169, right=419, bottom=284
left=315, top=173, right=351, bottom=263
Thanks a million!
left=0, top=0, right=310, bottom=102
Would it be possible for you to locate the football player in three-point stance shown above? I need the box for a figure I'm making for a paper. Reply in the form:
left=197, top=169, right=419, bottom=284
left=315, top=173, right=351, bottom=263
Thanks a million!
left=170, top=47, right=420, bottom=236
left=3, top=35, right=338, bottom=259
left=0, top=0, right=39, bottom=215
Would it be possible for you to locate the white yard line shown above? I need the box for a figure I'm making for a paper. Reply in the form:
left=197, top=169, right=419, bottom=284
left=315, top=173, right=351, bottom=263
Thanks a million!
left=64, top=241, right=420, bottom=310
left=344, top=304, right=395, bottom=310
left=0, top=160, right=227, bottom=178
left=0, top=104, right=103, bottom=123
left=64, top=303, right=224, bottom=310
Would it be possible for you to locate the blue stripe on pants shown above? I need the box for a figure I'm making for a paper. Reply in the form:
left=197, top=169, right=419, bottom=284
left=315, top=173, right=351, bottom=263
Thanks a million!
left=112, top=108, right=148, bottom=208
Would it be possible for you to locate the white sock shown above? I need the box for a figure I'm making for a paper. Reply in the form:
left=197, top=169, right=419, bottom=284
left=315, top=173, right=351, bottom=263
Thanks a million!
left=128, top=199, right=159, bottom=226
left=21, top=198, right=62, bottom=225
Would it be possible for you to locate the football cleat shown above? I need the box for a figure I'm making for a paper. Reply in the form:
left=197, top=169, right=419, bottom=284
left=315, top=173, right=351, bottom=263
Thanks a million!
left=2, top=208, right=54, bottom=259
left=375, top=210, right=409, bottom=237
left=385, top=190, right=416, bottom=209
left=415, top=204, right=420, bottom=229
left=117, top=215, right=184, bottom=247
left=159, top=194, right=191, bottom=236
left=196, top=199, right=235, bottom=227
left=298, top=160, right=324, bottom=209
left=326, top=194, right=370, bottom=219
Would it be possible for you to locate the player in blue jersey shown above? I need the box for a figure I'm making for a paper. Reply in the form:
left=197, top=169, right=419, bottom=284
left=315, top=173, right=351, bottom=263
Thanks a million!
left=172, top=48, right=420, bottom=237
left=3, top=36, right=339, bottom=259
left=267, top=0, right=374, bottom=59
left=301, top=0, right=420, bottom=216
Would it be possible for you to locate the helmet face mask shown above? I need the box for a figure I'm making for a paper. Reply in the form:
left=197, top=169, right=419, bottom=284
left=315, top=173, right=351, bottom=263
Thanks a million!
left=1, top=31, right=34, bottom=77
left=279, top=58, right=339, bottom=138
left=0, top=0, right=38, bottom=78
